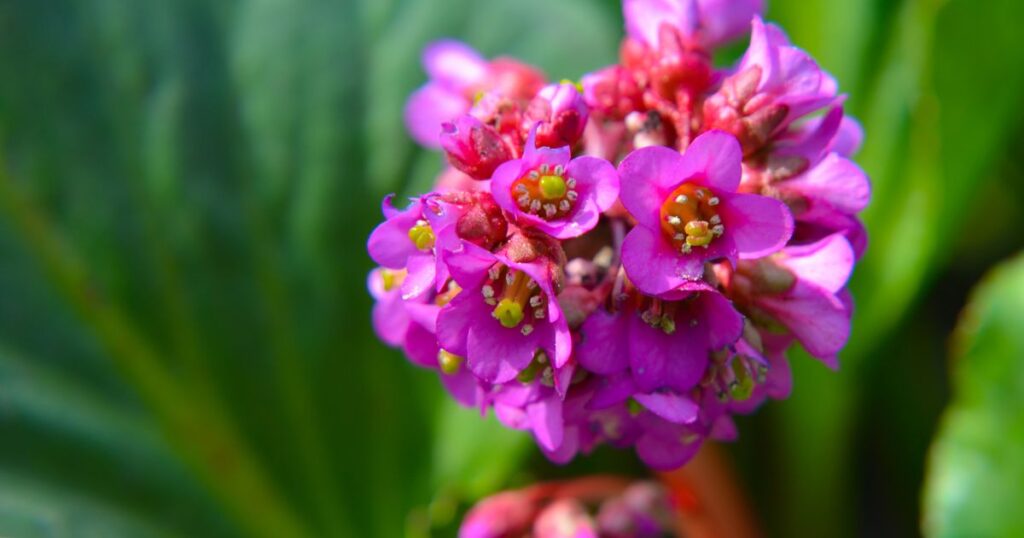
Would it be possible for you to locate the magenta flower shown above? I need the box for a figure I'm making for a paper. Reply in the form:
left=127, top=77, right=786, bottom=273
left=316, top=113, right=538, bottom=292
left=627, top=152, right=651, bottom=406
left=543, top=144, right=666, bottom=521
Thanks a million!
left=737, top=17, right=837, bottom=123
left=372, top=5, right=871, bottom=470
left=404, top=301, right=489, bottom=409
left=578, top=282, right=742, bottom=392
left=491, top=132, right=619, bottom=239
left=405, top=40, right=545, bottom=148
left=703, top=17, right=838, bottom=152
left=436, top=243, right=571, bottom=386
left=728, top=233, right=855, bottom=368
left=366, top=196, right=442, bottom=299
left=618, top=131, right=792, bottom=295
left=624, top=0, right=764, bottom=50
left=367, top=268, right=414, bottom=349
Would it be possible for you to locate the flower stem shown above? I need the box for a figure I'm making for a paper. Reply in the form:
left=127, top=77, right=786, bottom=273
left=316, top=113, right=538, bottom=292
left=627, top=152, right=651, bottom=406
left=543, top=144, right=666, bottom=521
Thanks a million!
left=659, top=443, right=761, bottom=538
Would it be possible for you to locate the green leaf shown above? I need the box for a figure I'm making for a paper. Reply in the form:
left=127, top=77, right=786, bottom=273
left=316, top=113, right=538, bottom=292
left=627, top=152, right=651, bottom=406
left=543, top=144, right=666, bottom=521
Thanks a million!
left=922, top=251, right=1024, bottom=537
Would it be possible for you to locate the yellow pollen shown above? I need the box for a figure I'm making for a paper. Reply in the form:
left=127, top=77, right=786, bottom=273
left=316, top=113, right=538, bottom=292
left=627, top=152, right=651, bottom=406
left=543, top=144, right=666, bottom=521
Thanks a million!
left=381, top=270, right=397, bottom=291
left=407, top=221, right=435, bottom=251
left=493, top=298, right=525, bottom=328
left=438, top=350, right=463, bottom=375
left=538, top=174, right=567, bottom=200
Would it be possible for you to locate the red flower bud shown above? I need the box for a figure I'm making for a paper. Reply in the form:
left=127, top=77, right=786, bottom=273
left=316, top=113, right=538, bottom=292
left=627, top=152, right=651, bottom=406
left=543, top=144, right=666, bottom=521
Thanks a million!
left=441, top=115, right=513, bottom=179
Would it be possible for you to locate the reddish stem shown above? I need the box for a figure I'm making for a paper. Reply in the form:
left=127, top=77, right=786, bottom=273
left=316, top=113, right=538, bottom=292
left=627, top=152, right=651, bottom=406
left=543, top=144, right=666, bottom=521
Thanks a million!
left=659, top=443, right=762, bottom=538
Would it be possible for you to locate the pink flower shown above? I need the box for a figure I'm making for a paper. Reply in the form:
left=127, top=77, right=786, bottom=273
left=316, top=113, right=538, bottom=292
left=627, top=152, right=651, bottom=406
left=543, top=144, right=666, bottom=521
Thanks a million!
left=491, top=132, right=619, bottom=239
left=703, top=17, right=838, bottom=152
left=437, top=244, right=571, bottom=386
left=623, top=0, right=764, bottom=50
left=405, top=40, right=545, bottom=148
left=577, top=282, right=742, bottom=393
left=725, top=233, right=855, bottom=368
left=618, top=131, right=793, bottom=295
left=366, top=196, right=444, bottom=300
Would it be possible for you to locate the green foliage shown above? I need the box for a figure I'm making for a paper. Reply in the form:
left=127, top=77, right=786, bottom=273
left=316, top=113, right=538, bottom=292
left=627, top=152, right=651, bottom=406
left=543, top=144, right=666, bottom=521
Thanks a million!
left=923, top=252, right=1024, bottom=537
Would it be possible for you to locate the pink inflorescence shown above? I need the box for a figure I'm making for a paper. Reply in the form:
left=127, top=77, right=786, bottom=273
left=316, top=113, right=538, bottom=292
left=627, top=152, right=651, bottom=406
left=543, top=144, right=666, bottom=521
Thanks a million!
left=368, top=0, right=870, bottom=470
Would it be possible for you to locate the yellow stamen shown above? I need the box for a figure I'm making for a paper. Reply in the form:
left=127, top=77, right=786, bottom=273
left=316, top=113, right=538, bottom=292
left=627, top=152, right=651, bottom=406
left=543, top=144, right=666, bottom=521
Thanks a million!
left=407, top=221, right=435, bottom=251
left=438, top=350, right=463, bottom=375
left=493, top=298, right=525, bottom=328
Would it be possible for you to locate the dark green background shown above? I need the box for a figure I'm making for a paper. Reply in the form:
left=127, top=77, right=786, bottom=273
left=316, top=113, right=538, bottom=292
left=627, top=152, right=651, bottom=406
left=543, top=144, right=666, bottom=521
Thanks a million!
left=0, top=0, right=1022, bottom=536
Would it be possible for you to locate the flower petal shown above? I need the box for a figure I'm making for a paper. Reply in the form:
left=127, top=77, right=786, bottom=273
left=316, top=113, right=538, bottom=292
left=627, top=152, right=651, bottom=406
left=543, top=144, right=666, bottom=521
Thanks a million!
left=629, top=314, right=709, bottom=392
left=527, top=396, right=564, bottom=452
left=723, top=192, right=793, bottom=259
left=467, top=321, right=543, bottom=384
left=787, top=153, right=871, bottom=215
left=404, top=83, right=471, bottom=148
left=422, top=39, right=488, bottom=89
left=567, top=156, right=620, bottom=212
left=634, top=391, right=699, bottom=424
left=682, top=130, right=743, bottom=192
left=401, top=253, right=436, bottom=300
left=622, top=225, right=704, bottom=295
left=757, top=280, right=850, bottom=360
left=618, top=145, right=687, bottom=229
left=578, top=310, right=630, bottom=375
left=366, top=198, right=422, bottom=268
left=779, top=233, right=854, bottom=294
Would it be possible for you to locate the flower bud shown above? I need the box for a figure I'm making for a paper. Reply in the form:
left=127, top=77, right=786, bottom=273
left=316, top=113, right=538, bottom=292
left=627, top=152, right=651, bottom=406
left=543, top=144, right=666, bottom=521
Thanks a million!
left=453, top=192, right=509, bottom=250
left=441, top=115, right=513, bottom=179
left=534, top=499, right=598, bottom=538
left=459, top=491, right=535, bottom=538
left=526, top=82, right=590, bottom=148
left=582, top=66, right=643, bottom=120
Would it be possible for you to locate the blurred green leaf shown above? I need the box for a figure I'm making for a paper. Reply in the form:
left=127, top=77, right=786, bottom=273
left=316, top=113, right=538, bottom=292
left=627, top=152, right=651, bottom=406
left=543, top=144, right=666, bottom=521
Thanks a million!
left=922, top=251, right=1024, bottom=537
left=431, top=400, right=531, bottom=500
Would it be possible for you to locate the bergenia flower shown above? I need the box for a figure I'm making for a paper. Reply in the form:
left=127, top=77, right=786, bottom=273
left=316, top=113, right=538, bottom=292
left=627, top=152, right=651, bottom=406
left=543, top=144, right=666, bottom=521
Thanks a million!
left=578, top=281, right=742, bottom=393
left=491, top=132, right=619, bottom=239
left=405, top=40, right=545, bottom=148
left=619, top=130, right=792, bottom=295
left=461, top=479, right=677, bottom=538
left=624, top=0, right=764, bottom=50
left=723, top=233, right=855, bottom=368
left=371, top=1, right=871, bottom=471
left=704, top=16, right=838, bottom=152
left=366, top=196, right=441, bottom=300
left=437, top=243, right=571, bottom=385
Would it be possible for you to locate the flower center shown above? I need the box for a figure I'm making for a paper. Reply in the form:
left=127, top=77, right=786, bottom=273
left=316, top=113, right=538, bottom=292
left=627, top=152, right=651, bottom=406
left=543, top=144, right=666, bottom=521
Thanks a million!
left=482, top=265, right=546, bottom=334
left=660, top=183, right=724, bottom=254
left=407, top=219, right=435, bottom=251
left=511, top=163, right=578, bottom=219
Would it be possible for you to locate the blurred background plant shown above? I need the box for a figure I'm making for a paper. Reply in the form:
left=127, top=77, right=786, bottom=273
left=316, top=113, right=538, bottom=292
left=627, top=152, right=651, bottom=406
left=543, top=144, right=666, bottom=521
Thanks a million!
left=0, top=0, right=1022, bottom=537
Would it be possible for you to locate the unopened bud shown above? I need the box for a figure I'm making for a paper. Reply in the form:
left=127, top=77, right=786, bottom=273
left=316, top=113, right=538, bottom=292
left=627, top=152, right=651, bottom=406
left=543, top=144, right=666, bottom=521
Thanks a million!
left=534, top=499, right=598, bottom=538
left=526, top=82, right=589, bottom=148
left=441, top=115, right=512, bottom=179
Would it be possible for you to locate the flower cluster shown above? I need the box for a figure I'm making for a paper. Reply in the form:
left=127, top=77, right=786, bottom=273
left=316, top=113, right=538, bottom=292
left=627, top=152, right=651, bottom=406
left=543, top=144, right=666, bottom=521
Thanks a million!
left=460, top=478, right=676, bottom=538
left=368, top=0, right=869, bottom=469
